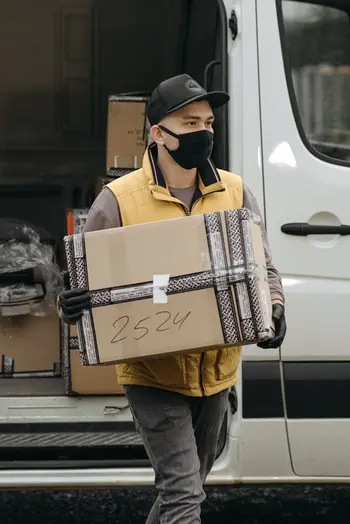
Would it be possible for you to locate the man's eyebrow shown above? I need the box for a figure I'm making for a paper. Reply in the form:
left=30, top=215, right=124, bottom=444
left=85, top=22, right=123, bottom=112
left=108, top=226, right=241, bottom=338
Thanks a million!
left=181, top=115, right=215, bottom=121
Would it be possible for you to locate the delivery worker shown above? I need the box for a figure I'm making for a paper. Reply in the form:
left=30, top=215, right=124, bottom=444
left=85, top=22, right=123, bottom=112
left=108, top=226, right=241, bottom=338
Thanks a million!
left=58, top=74, right=286, bottom=524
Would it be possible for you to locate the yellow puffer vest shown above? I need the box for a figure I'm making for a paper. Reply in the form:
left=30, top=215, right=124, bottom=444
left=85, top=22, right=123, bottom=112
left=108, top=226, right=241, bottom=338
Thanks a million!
left=108, top=145, right=243, bottom=397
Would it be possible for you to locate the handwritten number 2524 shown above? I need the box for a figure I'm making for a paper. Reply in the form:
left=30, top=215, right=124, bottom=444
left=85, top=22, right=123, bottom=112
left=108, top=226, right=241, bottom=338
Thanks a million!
left=111, top=311, right=191, bottom=344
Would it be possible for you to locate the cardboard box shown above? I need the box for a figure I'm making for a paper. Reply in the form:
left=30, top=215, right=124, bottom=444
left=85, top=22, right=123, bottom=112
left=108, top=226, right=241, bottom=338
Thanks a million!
left=62, top=324, right=124, bottom=395
left=64, top=209, right=273, bottom=366
left=0, top=313, right=61, bottom=377
left=106, top=96, right=149, bottom=177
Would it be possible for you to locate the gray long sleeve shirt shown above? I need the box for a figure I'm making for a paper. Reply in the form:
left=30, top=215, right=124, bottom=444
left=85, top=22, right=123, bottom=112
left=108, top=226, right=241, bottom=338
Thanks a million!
left=81, top=184, right=284, bottom=306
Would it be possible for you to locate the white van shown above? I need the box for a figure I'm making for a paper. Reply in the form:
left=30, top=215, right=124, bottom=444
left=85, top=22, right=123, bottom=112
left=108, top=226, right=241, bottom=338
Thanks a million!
left=0, top=0, right=349, bottom=488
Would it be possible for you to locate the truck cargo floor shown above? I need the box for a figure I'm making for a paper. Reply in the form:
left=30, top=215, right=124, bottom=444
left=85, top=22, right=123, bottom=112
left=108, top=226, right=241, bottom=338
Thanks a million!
left=0, top=377, right=65, bottom=397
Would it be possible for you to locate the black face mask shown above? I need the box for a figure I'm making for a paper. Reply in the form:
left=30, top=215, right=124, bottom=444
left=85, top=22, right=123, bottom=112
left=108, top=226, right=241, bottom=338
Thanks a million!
left=158, top=125, right=214, bottom=170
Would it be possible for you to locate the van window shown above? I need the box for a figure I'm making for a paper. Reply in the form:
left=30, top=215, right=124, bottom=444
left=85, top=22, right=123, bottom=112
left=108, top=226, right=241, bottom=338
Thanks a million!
left=280, top=0, right=350, bottom=164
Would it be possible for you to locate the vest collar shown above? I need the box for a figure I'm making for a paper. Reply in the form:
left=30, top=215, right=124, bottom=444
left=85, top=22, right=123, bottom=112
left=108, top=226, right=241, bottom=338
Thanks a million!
left=144, top=143, right=225, bottom=199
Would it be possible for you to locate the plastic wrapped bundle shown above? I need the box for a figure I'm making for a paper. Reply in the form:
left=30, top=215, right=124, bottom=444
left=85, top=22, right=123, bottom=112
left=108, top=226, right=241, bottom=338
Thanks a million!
left=0, top=219, right=63, bottom=316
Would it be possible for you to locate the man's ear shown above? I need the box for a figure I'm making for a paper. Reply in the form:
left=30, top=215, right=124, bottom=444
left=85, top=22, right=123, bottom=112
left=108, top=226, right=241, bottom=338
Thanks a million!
left=150, top=125, right=165, bottom=146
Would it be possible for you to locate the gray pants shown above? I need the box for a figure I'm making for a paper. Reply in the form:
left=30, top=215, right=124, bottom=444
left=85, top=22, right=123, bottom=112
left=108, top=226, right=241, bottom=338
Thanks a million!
left=124, top=385, right=229, bottom=524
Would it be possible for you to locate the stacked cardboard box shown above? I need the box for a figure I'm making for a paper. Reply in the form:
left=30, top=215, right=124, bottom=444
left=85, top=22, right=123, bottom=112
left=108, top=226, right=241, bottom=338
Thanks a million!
left=105, top=95, right=150, bottom=179
left=61, top=323, right=124, bottom=395
left=0, top=313, right=61, bottom=377
left=64, top=208, right=274, bottom=366
left=91, top=95, right=151, bottom=199
left=62, top=204, right=124, bottom=395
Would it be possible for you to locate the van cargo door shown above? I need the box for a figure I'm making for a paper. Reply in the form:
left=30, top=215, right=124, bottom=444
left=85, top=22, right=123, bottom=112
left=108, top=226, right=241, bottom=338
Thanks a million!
left=258, top=0, right=350, bottom=476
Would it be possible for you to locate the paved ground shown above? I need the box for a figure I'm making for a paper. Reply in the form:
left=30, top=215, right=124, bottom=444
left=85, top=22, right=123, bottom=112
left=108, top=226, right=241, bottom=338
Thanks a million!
left=1, top=486, right=350, bottom=523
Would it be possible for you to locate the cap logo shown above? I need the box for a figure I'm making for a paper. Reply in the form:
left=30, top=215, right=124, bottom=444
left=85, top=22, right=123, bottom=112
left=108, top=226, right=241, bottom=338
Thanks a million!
left=185, top=79, right=202, bottom=92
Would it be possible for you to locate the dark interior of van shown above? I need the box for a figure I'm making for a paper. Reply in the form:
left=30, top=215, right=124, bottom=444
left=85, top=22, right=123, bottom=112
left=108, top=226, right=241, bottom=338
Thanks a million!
left=0, top=0, right=229, bottom=468
left=0, top=0, right=228, bottom=265
left=0, top=0, right=228, bottom=394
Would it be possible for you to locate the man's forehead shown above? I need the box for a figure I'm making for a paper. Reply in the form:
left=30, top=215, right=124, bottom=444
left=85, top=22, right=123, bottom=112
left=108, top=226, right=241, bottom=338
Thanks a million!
left=173, top=101, right=214, bottom=120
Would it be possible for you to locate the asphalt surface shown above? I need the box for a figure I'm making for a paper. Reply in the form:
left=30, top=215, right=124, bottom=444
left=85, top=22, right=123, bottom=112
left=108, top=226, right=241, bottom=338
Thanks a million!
left=2, top=486, right=350, bottom=523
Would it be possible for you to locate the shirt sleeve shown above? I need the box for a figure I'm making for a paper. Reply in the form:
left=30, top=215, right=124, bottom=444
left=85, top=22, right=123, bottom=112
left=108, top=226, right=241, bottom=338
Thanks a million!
left=242, top=185, right=285, bottom=307
left=82, top=187, right=122, bottom=233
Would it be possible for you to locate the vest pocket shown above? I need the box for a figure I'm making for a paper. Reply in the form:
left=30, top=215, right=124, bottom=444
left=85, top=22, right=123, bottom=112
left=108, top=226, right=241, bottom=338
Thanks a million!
left=143, top=356, right=188, bottom=388
left=215, top=347, right=241, bottom=381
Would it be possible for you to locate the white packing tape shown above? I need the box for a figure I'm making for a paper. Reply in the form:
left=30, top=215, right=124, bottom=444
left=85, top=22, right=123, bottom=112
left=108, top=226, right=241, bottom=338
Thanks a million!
left=153, top=274, right=170, bottom=304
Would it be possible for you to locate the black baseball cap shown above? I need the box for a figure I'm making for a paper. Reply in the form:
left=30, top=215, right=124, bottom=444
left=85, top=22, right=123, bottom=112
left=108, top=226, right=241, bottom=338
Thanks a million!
left=147, top=74, right=230, bottom=126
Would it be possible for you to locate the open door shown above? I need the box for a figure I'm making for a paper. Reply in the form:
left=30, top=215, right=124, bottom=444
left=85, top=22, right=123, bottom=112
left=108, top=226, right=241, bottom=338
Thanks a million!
left=258, top=0, right=350, bottom=476
left=0, top=0, right=232, bottom=475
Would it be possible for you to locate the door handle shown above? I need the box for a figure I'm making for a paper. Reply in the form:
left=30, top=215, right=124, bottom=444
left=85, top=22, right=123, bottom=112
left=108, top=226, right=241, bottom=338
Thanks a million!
left=203, top=60, right=221, bottom=90
left=281, top=223, right=350, bottom=236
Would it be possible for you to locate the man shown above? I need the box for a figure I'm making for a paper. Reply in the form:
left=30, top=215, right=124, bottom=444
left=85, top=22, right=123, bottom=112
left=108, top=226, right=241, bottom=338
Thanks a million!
left=58, top=74, right=286, bottom=523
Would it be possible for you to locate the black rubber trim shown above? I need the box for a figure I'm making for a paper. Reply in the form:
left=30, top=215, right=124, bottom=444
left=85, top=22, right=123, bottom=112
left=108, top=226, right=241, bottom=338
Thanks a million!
left=279, top=0, right=350, bottom=9
left=242, top=361, right=284, bottom=418
left=0, top=421, right=135, bottom=433
left=215, top=0, right=229, bottom=170
left=276, top=0, right=350, bottom=168
left=0, top=451, right=149, bottom=470
left=283, top=361, right=350, bottom=418
left=243, top=360, right=350, bottom=419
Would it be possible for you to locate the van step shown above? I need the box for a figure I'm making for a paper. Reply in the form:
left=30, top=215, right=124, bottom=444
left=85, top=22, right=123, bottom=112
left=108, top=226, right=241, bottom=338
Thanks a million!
left=0, top=377, right=65, bottom=397
left=0, top=422, right=148, bottom=468
left=0, top=430, right=142, bottom=447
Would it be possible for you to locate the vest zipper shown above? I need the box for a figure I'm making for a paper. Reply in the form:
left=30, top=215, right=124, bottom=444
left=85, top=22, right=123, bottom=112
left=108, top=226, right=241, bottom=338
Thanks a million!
left=176, top=187, right=225, bottom=216
left=199, top=353, right=205, bottom=396
left=191, top=188, right=225, bottom=212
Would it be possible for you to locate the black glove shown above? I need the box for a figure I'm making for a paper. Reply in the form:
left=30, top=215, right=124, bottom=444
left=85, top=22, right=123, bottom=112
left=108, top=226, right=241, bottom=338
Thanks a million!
left=257, top=304, right=286, bottom=349
left=58, top=271, right=91, bottom=322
